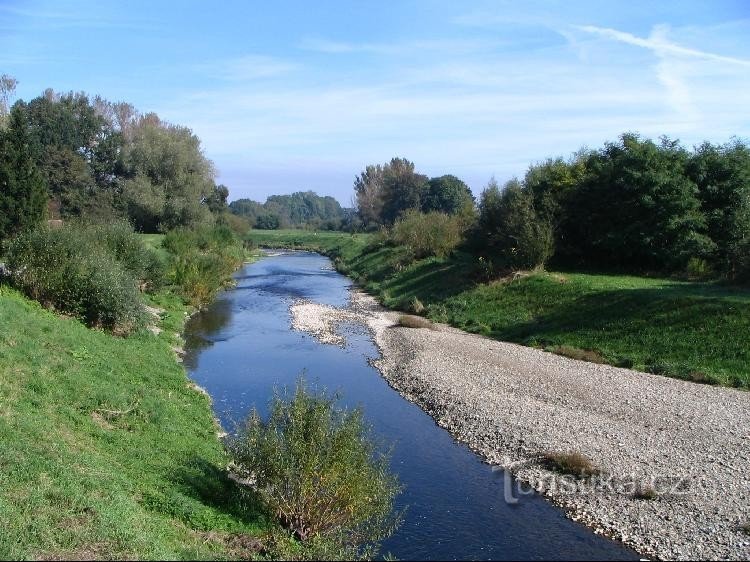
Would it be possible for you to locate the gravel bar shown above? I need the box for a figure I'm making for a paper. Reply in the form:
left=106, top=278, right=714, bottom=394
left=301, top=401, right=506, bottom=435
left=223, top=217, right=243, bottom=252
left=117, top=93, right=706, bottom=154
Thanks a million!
left=290, top=289, right=750, bottom=560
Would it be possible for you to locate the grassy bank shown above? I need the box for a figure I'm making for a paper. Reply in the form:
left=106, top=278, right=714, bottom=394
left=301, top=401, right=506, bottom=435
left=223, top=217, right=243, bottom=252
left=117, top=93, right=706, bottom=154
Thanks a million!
left=0, top=285, right=271, bottom=560
left=0, top=228, right=280, bottom=560
left=248, top=229, right=750, bottom=388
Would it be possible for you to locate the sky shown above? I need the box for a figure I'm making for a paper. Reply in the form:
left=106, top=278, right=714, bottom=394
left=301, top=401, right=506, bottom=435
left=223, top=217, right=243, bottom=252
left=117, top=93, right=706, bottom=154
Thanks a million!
left=1, top=0, right=749, bottom=204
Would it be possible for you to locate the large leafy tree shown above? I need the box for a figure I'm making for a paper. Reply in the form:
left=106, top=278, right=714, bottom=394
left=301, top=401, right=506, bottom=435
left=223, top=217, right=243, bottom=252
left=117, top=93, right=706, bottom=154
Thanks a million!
left=559, top=134, right=712, bottom=271
left=122, top=114, right=215, bottom=231
left=380, top=158, right=428, bottom=224
left=687, top=140, right=750, bottom=278
left=476, top=178, right=553, bottom=270
left=0, top=107, right=47, bottom=240
left=422, top=174, right=474, bottom=215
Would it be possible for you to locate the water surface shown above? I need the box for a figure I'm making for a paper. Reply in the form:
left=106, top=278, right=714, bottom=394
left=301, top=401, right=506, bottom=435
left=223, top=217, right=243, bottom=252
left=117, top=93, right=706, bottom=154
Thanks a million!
left=184, top=251, right=638, bottom=561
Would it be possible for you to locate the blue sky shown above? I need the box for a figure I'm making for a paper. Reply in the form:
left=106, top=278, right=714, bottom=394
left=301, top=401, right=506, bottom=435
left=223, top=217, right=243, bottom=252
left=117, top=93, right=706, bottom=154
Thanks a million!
left=1, top=0, right=749, bottom=204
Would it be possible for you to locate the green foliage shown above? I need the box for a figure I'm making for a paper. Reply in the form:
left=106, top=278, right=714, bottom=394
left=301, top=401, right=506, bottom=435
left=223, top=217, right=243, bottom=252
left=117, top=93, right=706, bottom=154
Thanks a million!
left=162, top=226, right=244, bottom=307
left=255, top=213, right=281, bottom=230
left=0, top=106, right=47, bottom=240
left=558, top=134, right=713, bottom=272
left=230, top=191, right=348, bottom=231
left=248, top=230, right=750, bottom=388
left=123, top=115, right=215, bottom=231
left=0, top=286, right=267, bottom=559
left=476, top=178, right=554, bottom=271
left=422, top=174, right=474, bottom=215
left=228, top=380, right=400, bottom=554
left=687, top=139, right=750, bottom=280
left=4, top=224, right=147, bottom=334
left=391, top=209, right=463, bottom=259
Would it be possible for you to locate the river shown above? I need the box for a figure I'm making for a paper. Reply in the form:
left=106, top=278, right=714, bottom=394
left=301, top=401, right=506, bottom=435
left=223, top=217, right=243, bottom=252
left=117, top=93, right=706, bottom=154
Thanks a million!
left=183, top=251, right=638, bottom=561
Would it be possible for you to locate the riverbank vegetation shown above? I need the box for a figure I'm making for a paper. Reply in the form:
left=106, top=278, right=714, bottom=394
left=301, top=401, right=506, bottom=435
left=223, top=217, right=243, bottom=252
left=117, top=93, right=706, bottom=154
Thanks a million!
left=248, top=133, right=750, bottom=388
left=248, top=226, right=750, bottom=388
left=0, top=76, right=399, bottom=559
left=229, top=381, right=400, bottom=559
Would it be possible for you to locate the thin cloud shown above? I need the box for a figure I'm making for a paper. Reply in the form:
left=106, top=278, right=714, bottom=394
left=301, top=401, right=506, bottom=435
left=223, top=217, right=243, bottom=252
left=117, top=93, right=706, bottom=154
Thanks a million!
left=577, top=24, right=750, bottom=66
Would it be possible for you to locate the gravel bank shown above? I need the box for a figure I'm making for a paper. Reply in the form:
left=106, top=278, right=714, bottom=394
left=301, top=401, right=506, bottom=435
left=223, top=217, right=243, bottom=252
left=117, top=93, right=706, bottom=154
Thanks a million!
left=289, top=290, right=750, bottom=560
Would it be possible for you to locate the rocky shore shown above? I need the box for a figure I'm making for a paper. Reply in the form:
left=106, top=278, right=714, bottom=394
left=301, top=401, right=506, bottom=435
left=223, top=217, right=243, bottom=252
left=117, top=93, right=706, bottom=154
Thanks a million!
left=290, top=290, right=750, bottom=561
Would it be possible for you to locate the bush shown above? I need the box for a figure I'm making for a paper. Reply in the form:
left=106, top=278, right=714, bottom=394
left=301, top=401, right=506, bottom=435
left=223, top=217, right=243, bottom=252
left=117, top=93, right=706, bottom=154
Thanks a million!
left=4, top=225, right=146, bottom=333
left=162, top=226, right=244, bottom=306
left=398, top=314, right=436, bottom=330
left=391, top=210, right=462, bottom=259
left=228, top=381, right=400, bottom=554
left=541, top=451, right=600, bottom=478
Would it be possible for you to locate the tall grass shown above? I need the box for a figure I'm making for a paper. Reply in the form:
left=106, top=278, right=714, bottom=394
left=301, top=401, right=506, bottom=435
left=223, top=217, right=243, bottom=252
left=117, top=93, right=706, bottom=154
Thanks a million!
left=162, top=226, right=245, bottom=307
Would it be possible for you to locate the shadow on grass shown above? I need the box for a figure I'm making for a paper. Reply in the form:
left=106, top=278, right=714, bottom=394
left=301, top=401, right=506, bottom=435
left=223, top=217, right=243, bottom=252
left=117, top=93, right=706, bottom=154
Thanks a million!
left=170, top=457, right=270, bottom=530
left=486, top=283, right=750, bottom=387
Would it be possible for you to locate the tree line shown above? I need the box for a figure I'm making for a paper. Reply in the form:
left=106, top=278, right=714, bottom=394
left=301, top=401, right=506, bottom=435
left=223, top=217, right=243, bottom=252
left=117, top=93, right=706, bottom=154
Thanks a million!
left=0, top=76, right=230, bottom=240
left=354, top=134, right=750, bottom=283
left=230, top=190, right=351, bottom=230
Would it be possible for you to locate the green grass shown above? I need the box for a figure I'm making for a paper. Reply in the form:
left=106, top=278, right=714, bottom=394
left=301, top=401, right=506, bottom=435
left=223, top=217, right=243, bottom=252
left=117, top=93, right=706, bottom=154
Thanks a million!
left=248, top=229, right=750, bottom=388
left=0, top=285, right=270, bottom=560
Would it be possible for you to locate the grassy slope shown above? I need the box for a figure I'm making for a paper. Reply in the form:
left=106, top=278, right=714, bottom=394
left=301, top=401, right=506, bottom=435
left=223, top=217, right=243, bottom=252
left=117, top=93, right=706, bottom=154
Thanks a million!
left=248, top=229, right=750, bottom=387
left=0, top=285, right=268, bottom=560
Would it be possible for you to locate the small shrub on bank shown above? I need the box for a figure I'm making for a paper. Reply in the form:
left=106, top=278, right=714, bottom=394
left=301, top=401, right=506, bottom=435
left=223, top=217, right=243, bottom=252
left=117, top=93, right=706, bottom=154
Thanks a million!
left=228, top=381, right=400, bottom=555
left=408, top=296, right=425, bottom=315
left=552, top=345, right=608, bottom=365
left=163, top=226, right=244, bottom=306
left=398, top=314, right=436, bottom=330
left=632, top=485, right=658, bottom=500
left=541, top=451, right=600, bottom=479
left=4, top=225, right=146, bottom=333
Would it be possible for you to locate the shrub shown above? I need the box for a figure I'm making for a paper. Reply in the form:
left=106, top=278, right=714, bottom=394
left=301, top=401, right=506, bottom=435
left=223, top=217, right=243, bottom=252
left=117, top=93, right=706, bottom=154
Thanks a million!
left=552, top=345, right=607, bottom=365
left=632, top=485, right=658, bottom=500
left=541, top=451, right=600, bottom=478
left=408, top=296, right=425, bottom=315
left=391, top=210, right=462, bottom=259
left=228, top=381, right=400, bottom=554
left=398, top=314, right=436, bottom=330
left=4, top=225, right=146, bottom=333
left=162, top=226, right=244, bottom=306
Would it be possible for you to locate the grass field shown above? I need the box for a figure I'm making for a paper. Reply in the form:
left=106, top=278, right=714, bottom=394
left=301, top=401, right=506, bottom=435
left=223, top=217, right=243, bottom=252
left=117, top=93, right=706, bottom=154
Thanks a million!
left=0, top=286, right=270, bottom=560
left=248, top=229, right=750, bottom=387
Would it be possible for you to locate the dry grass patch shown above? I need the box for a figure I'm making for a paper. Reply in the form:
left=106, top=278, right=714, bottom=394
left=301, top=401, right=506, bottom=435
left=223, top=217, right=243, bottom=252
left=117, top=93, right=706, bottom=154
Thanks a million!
left=398, top=314, right=437, bottom=330
left=542, top=451, right=600, bottom=479
left=632, top=484, right=658, bottom=500
left=552, top=345, right=608, bottom=365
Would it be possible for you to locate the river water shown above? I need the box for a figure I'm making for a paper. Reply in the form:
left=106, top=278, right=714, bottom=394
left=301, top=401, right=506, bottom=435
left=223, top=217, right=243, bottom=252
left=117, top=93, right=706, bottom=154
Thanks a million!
left=183, top=251, right=638, bottom=561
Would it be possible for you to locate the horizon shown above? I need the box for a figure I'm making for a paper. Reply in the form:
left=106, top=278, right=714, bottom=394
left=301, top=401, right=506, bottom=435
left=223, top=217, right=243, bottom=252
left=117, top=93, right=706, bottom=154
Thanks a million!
left=2, top=0, right=749, bottom=205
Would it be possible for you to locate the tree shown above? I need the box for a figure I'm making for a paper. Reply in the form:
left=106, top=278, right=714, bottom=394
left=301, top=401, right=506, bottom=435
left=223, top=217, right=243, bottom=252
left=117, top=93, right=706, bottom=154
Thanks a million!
left=476, top=178, right=554, bottom=271
left=354, top=164, right=385, bottom=228
left=0, top=74, right=18, bottom=129
left=558, top=134, right=712, bottom=271
left=206, top=184, right=229, bottom=214
left=380, top=158, right=428, bottom=224
left=255, top=213, right=280, bottom=230
left=687, top=139, right=750, bottom=278
left=422, top=174, right=474, bottom=215
left=122, top=114, right=215, bottom=231
left=0, top=107, right=47, bottom=240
